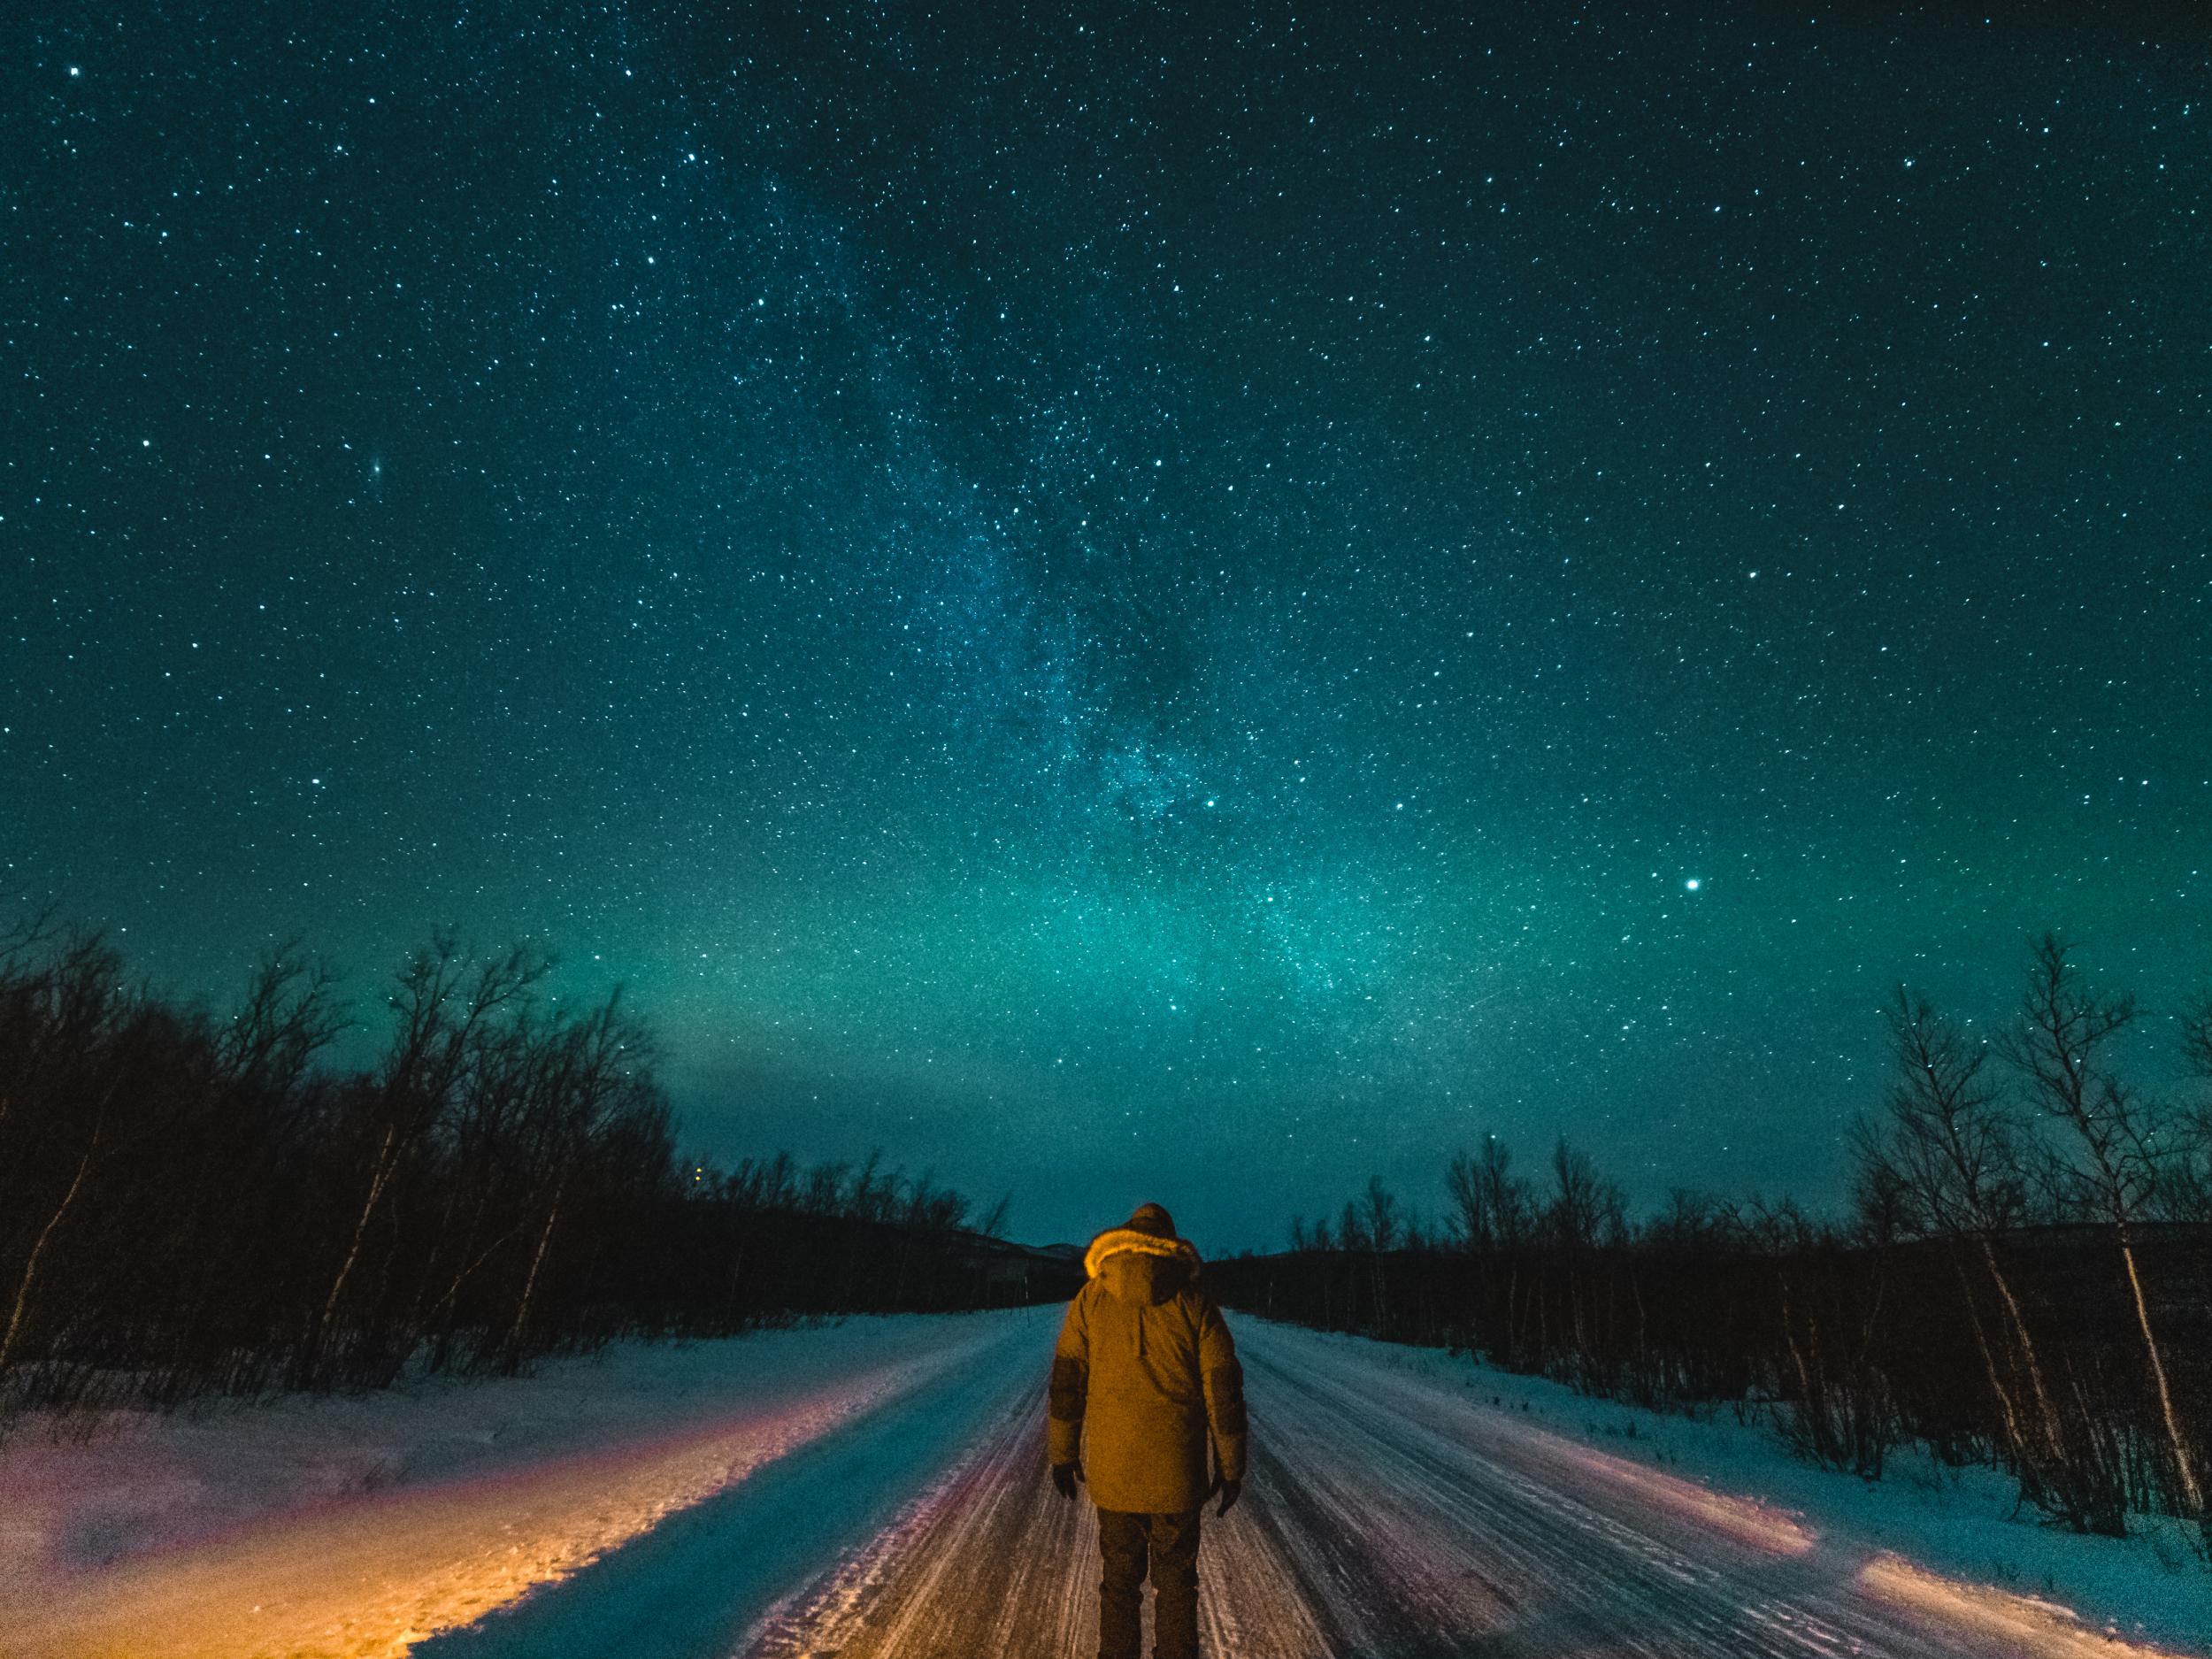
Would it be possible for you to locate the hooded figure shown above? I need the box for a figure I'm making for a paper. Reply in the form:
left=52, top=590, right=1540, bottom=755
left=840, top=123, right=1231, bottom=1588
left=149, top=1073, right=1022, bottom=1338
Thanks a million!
left=1047, top=1202, right=1247, bottom=1659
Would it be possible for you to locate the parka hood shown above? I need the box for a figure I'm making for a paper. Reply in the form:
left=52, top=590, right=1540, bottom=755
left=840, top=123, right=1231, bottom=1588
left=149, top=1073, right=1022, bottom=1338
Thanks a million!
left=1085, top=1225, right=1202, bottom=1302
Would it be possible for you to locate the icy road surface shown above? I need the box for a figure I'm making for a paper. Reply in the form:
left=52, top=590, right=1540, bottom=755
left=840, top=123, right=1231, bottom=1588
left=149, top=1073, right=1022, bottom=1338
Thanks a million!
left=439, top=1316, right=2198, bottom=1659
left=8, top=1310, right=2200, bottom=1658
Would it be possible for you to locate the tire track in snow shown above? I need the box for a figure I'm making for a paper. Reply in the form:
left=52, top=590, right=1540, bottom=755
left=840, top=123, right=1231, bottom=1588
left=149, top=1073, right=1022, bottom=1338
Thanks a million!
left=418, top=1315, right=1053, bottom=1659
left=743, top=1360, right=1333, bottom=1659
left=745, top=1317, right=2198, bottom=1659
left=743, top=1361, right=1095, bottom=1659
left=1238, top=1326, right=1875, bottom=1657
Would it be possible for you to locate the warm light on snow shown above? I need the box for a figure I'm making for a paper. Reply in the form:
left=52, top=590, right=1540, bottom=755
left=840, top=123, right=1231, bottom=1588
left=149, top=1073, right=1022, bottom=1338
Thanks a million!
left=0, top=1318, right=1010, bottom=1659
left=1858, top=1552, right=2192, bottom=1659
left=1540, top=1438, right=1817, bottom=1555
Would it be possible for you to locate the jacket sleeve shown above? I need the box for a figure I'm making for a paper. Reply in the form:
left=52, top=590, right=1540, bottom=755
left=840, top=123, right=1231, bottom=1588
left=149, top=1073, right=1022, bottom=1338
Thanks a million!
left=1198, top=1296, right=1248, bottom=1484
left=1046, top=1291, right=1088, bottom=1469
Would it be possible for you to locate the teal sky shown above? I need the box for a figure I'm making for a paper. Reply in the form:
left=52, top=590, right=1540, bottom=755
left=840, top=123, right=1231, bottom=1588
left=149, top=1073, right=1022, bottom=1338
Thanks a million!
left=7, top=3, right=2208, bottom=1247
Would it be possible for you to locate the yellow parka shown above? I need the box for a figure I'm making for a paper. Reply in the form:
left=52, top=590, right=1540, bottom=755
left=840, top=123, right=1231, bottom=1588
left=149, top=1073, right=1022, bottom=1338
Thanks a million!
left=1046, top=1207, right=1248, bottom=1515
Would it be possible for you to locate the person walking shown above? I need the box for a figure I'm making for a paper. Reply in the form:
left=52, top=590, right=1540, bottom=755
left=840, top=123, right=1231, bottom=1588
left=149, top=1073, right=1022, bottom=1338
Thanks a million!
left=1046, top=1202, right=1247, bottom=1659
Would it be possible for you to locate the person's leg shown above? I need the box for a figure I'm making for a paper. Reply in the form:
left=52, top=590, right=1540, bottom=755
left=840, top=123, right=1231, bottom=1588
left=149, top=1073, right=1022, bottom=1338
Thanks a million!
left=1145, top=1509, right=1203, bottom=1659
left=1095, top=1509, right=1147, bottom=1659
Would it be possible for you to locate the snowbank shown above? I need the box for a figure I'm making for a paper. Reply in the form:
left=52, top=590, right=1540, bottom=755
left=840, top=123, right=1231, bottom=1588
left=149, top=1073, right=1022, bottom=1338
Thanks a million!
left=1262, top=1319, right=2212, bottom=1657
left=0, top=1310, right=1031, bottom=1658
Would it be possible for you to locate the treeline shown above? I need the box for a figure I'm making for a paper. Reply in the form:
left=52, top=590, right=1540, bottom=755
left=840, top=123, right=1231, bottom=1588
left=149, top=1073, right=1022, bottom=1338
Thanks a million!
left=0, top=916, right=1047, bottom=1419
left=1213, top=934, right=2212, bottom=1544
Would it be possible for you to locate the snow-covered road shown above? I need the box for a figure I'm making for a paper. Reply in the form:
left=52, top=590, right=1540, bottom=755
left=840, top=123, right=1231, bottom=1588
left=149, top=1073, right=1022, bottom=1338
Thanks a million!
left=726, top=1317, right=2200, bottom=1659
left=442, top=1316, right=2202, bottom=1659
left=8, top=1310, right=2202, bottom=1658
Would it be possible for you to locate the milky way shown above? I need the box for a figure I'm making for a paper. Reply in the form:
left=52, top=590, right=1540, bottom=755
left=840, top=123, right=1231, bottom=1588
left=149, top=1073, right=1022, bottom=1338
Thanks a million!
left=7, top=4, right=2208, bottom=1245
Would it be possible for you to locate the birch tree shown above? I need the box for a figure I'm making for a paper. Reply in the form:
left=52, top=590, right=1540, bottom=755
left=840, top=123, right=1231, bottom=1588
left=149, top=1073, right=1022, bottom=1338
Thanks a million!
left=1857, top=987, right=2076, bottom=1517
left=2004, top=934, right=2200, bottom=1518
left=304, top=937, right=547, bottom=1383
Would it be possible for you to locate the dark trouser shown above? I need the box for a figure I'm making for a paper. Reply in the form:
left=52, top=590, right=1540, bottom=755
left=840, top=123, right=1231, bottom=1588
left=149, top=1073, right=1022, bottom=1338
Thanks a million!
left=1096, top=1507, right=1202, bottom=1659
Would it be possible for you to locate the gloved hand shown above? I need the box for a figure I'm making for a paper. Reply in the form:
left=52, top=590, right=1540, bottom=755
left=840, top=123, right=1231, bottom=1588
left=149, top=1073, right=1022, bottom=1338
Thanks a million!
left=1050, top=1461, right=1082, bottom=1501
left=1215, top=1476, right=1242, bottom=1517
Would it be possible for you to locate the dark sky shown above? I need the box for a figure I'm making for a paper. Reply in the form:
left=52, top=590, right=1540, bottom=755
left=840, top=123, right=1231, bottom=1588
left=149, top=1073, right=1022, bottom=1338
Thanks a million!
left=7, top=3, right=2208, bottom=1249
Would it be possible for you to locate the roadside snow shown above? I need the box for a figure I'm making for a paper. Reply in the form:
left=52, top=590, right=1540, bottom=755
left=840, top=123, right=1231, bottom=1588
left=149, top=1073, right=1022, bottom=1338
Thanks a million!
left=0, top=1310, right=1027, bottom=1659
left=8, top=1309, right=2201, bottom=1659
left=422, top=1309, right=1056, bottom=1657
left=1271, top=1321, right=2212, bottom=1658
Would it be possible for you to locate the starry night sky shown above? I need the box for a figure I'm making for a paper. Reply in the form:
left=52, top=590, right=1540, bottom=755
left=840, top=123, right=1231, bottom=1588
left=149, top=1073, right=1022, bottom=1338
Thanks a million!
left=7, top=4, right=2209, bottom=1248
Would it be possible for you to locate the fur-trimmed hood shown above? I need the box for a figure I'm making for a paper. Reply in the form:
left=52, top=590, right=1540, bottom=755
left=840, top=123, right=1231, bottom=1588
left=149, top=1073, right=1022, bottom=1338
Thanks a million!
left=1083, top=1226, right=1202, bottom=1281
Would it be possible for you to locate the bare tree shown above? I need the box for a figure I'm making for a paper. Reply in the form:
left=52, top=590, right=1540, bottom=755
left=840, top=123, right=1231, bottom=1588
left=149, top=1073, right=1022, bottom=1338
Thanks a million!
left=0, top=1093, right=102, bottom=1379
left=220, top=941, right=346, bottom=1094
left=0, top=903, right=65, bottom=1137
left=2188, top=992, right=2212, bottom=1082
left=1847, top=1118, right=1913, bottom=1247
left=0, top=929, right=119, bottom=1140
left=1647, top=1187, right=1745, bottom=1252
left=1478, top=1136, right=1534, bottom=1248
left=1443, top=1135, right=1537, bottom=1357
left=1444, top=1151, right=1484, bottom=1249
left=2168, top=991, right=2212, bottom=1224
left=1337, top=1199, right=1370, bottom=1254
left=1860, top=986, right=2071, bottom=1512
left=0, top=935, right=126, bottom=1378
left=1444, top=1136, right=1538, bottom=1248
left=901, top=1171, right=969, bottom=1232
left=2004, top=934, right=2200, bottom=1517
left=1360, top=1176, right=1402, bottom=1252
left=803, top=1160, right=849, bottom=1215
left=0, top=910, right=1028, bottom=1412
left=848, top=1151, right=891, bottom=1223
left=1546, top=1138, right=1622, bottom=1251
left=307, top=937, right=550, bottom=1382
left=500, top=987, right=663, bottom=1370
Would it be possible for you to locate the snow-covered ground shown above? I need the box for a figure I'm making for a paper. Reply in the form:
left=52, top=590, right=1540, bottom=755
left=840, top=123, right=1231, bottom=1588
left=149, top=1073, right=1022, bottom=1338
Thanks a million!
left=0, top=1310, right=1040, bottom=1658
left=4, top=1306, right=2205, bottom=1658
left=1248, top=1321, right=2212, bottom=1658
